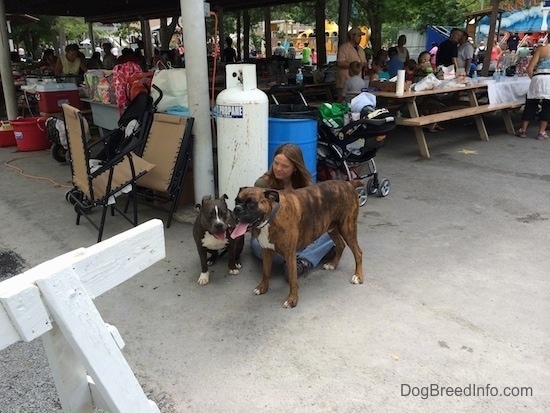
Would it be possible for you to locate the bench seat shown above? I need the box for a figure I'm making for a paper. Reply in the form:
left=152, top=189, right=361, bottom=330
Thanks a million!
left=396, top=101, right=524, bottom=127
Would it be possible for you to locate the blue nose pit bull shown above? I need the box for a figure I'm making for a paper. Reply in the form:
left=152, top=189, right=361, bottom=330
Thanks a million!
left=193, top=195, right=244, bottom=285
left=231, top=180, right=364, bottom=308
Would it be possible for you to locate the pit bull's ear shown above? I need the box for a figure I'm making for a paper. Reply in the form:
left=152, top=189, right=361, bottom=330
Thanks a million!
left=221, top=194, right=228, bottom=200
left=201, top=195, right=212, bottom=204
left=264, top=189, right=280, bottom=203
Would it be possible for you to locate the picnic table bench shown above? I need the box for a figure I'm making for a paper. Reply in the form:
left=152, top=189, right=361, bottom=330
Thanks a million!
left=375, top=83, right=524, bottom=159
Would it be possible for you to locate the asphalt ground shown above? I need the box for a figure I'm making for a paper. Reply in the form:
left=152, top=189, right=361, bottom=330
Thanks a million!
left=0, top=111, right=548, bottom=412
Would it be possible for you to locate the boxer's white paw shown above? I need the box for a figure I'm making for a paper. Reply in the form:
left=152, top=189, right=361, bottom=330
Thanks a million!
left=235, top=262, right=242, bottom=269
left=283, top=300, right=291, bottom=308
left=198, top=272, right=210, bottom=285
left=253, top=288, right=261, bottom=295
left=323, top=263, right=335, bottom=270
left=350, top=274, right=362, bottom=284
left=228, top=268, right=240, bottom=275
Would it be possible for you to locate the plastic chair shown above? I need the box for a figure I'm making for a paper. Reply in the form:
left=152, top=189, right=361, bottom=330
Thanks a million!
left=127, top=112, right=194, bottom=227
left=62, top=103, right=155, bottom=242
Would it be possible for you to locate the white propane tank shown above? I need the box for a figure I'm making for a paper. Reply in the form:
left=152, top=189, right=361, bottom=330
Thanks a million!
left=216, top=64, right=269, bottom=208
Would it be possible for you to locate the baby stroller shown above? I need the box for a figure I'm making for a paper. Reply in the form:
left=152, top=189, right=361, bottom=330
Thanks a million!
left=64, top=91, right=156, bottom=207
left=317, top=106, right=396, bottom=206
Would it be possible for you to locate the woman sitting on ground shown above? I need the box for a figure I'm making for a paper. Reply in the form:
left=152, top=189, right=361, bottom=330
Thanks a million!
left=251, top=143, right=335, bottom=277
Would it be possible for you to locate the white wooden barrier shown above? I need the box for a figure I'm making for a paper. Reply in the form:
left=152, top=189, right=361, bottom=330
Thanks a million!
left=0, top=219, right=166, bottom=413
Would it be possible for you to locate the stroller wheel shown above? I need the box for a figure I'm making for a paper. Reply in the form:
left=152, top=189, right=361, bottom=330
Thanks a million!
left=51, top=143, right=67, bottom=163
left=66, top=189, right=83, bottom=205
left=355, top=187, right=368, bottom=207
left=366, top=178, right=378, bottom=195
left=378, top=179, right=391, bottom=197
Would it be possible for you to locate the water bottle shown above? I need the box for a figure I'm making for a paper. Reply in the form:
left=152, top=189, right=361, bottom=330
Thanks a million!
left=472, top=70, right=478, bottom=83
left=493, top=69, right=500, bottom=82
left=296, top=68, right=303, bottom=85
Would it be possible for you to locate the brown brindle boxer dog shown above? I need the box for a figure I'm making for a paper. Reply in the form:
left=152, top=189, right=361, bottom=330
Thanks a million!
left=231, top=180, right=364, bottom=308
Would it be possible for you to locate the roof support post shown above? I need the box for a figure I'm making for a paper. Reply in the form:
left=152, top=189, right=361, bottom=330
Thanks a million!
left=0, top=0, right=18, bottom=120
left=180, top=0, right=216, bottom=199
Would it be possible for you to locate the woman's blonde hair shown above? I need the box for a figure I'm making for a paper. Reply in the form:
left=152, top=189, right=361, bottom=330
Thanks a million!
left=261, top=143, right=313, bottom=189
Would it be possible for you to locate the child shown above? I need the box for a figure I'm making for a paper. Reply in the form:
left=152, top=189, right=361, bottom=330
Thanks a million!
left=369, top=58, right=390, bottom=82
left=404, top=58, right=417, bottom=82
left=341, top=61, right=365, bottom=102
left=417, top=51, right=434, bottom=75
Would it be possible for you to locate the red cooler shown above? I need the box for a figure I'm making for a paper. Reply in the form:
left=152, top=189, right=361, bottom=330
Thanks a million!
left=35, top=83, right=81, bottom=113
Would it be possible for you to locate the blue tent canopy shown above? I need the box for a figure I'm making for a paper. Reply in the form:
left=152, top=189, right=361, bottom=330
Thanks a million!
left=478, top=6, right=548, bottom=34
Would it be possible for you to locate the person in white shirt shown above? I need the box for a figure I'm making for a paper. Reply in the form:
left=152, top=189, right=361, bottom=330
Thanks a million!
left=273, top=42, right=287, bottom=58
left=457, top=31, right=475, bottom=74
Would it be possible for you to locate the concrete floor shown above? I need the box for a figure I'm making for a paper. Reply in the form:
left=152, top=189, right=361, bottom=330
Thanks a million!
left=0, top=112, right=549, bottom=412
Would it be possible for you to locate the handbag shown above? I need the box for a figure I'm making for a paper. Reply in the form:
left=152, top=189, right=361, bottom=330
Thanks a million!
left=150, top=62, right=188, bottom=112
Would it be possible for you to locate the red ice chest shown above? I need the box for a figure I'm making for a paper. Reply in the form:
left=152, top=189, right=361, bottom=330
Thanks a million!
left=35, top=83, right=81, bottom=113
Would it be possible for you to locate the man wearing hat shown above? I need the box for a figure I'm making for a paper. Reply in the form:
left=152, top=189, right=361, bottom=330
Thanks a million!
left=336, top=27, right=368, bottom=100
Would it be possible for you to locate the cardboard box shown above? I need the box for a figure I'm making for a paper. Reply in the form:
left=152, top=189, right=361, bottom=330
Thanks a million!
left=370, top=80, right=412, bottom=93
left=35, top=83, right=81, bottom=113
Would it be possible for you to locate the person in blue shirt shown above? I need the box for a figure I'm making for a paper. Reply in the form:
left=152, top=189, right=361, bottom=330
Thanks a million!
left=386, top=46, right=404, bottom=78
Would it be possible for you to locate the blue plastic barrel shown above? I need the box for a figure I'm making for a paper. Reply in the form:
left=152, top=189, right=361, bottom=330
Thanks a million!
left=268, top=104, right=318, bottom=182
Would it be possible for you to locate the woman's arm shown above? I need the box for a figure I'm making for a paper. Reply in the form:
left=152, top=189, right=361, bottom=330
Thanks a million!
left=54, top=57, right=63, bottom=76
left=80, top=58, right=88, bottom=73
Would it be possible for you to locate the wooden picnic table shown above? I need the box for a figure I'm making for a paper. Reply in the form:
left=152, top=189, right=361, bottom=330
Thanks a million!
left=374, top=82, right=524, bottom=159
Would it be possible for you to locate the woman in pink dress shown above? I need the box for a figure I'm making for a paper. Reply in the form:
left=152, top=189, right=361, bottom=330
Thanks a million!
left=490, top=36, right=502, bottom=70
left=428, top=42, right=438, bottom=70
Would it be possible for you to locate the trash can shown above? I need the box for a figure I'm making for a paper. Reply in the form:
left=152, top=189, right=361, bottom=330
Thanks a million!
left=268, top=104, right=318, bottom=182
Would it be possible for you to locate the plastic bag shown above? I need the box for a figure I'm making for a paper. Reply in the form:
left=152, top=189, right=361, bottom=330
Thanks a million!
left=319, top=102, right=350, bottom=128
left=412, top=73, right=441, bottom=92
left=440, top=65, right=456, bottom=80
left=150, top=64, right=188, bottom=113
left=350, top=92, right=377, bottom=113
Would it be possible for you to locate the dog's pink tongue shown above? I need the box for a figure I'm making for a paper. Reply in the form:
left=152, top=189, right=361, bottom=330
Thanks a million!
left=231, top=222, right=249, bottom=239
left=214, top=231, right=226, bottom=240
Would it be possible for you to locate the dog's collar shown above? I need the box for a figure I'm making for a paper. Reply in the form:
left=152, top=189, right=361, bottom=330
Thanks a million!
left=256, top=202, right=280, bottom=229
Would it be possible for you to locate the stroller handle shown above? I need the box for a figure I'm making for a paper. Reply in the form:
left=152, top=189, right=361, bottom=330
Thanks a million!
left=340, top=116, right=395, bottom=132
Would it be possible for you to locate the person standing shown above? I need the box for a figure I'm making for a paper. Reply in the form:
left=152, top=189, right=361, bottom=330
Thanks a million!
left=311, top=48, right=318, bottom=66
left=251, top=143, right=334, bottom=277
left=273, top=41, right=287, bottom=58
left=336, top=27, right=368, bottom=101
left=287, top=42, right=297, bottom=60
left=516, top=43, right=550, bottom=140
left=490, top=36, right=503, bottom=70
left=436, top=28, right=463, bottom=69
left=428, top=42, right=438, bottom=70
left=301, top=42, right=312, bottom=65
left=507, top=32, right=520, bottom=52
left=101, top=42, right=117, bottom=70
left=457, top=31, right=475, bottom=74
left=396, top=34, right=410, bottom=63
left=222, top=36, right=237, bottom=63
